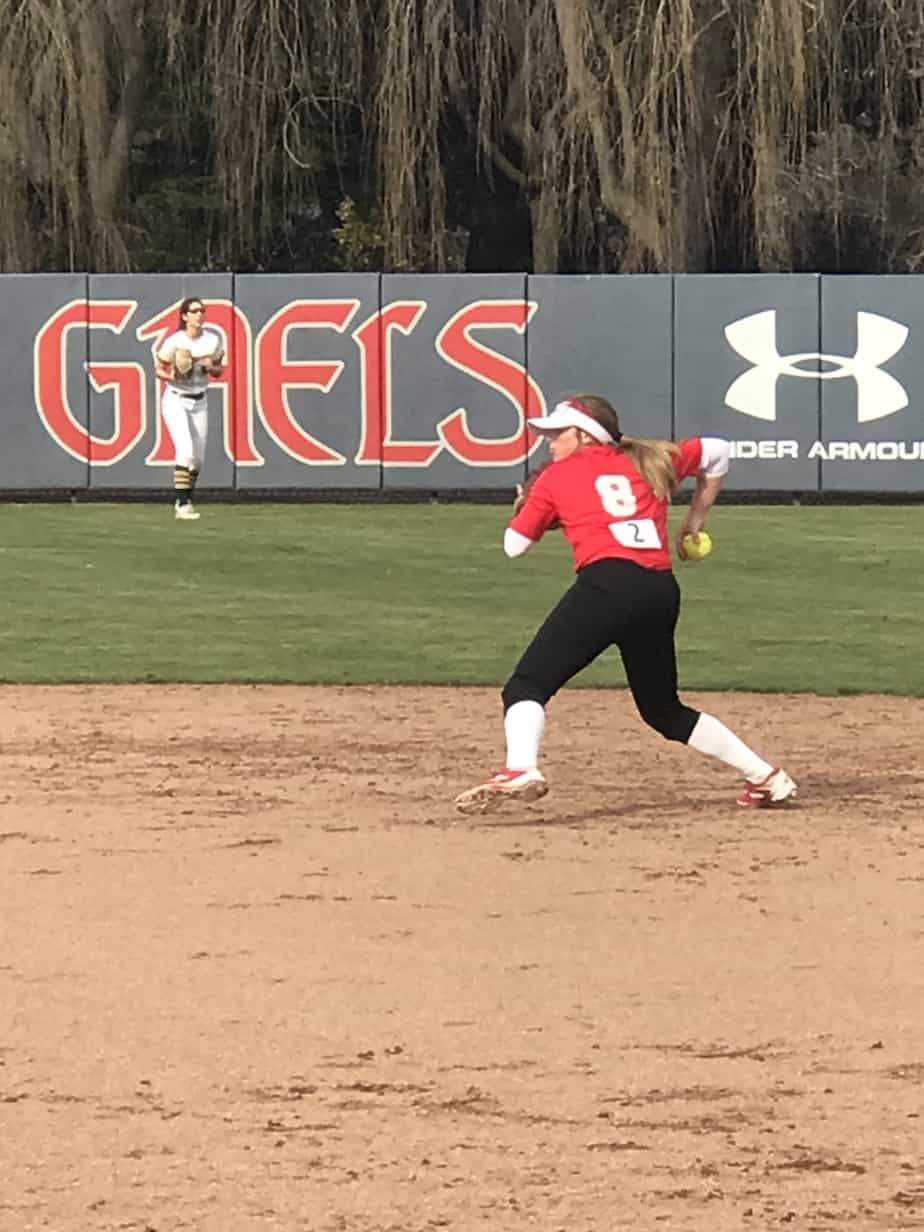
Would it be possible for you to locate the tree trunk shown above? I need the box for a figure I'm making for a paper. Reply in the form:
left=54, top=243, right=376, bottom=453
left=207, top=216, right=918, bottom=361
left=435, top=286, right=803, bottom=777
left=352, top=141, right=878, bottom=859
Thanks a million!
left=552, top=0, right=664, bottom=267
left=78, top=0, right=147, bottom=267
left=685, top=2, right=732, bottom=272
left=529, top=181, right=560, bottom=273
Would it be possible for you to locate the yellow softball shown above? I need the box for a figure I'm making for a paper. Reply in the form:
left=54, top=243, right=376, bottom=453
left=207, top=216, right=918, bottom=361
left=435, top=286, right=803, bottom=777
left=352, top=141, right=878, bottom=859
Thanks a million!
left=682, top=531, right=713, bottom=561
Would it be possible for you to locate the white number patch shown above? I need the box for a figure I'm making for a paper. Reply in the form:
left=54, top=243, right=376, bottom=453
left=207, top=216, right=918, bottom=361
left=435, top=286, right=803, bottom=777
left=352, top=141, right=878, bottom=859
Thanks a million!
left=594, top=475, right=661, bottom=550
left=610, top=518, right=661, bottom=549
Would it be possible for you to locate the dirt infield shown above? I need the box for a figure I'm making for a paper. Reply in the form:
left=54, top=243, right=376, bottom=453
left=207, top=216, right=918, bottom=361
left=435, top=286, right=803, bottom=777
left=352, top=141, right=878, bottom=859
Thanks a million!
left=1, top=685, right=923, bottom=1232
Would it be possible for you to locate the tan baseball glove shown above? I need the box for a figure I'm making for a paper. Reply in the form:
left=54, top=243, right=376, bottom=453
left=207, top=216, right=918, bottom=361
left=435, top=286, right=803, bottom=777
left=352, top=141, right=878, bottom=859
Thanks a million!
left=513, top=466, right=560, bottom=528
left=172, top=347, right=194, bottom=379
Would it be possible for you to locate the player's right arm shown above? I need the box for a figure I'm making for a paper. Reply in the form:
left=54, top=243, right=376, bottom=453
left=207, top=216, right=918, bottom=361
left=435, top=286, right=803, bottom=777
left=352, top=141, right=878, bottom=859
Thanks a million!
left=154, top=333, right=176, bottom=383
left=676, top=437, right=730, bottom=555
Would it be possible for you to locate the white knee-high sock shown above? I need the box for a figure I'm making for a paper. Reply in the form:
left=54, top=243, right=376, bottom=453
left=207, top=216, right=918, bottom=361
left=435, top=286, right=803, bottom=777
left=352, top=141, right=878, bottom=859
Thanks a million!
left=687, top=713, right=773, bottom=781
left=504, top=701, right=546, bottom=770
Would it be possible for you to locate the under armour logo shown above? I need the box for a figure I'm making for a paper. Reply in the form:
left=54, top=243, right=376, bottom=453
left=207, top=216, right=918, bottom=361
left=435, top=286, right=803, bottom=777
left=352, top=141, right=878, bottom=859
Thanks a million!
left=724, top=310, right=909, bottom=423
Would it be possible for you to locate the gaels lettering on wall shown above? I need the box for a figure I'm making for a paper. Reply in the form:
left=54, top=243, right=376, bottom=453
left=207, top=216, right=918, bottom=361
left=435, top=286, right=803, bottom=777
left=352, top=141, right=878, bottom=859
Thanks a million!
left=34, top=298, right=545, bottom=467
left=36, top=300, right=147, bottom=465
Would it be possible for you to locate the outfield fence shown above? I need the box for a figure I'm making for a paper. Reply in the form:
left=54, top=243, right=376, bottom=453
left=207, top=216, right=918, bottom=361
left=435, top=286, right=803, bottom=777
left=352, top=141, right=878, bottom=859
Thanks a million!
left=1, top=272, right=921, bottom=494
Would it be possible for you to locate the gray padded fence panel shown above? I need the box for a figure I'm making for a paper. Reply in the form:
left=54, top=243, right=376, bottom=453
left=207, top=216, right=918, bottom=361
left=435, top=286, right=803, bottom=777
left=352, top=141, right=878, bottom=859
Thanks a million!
left=526, top=275, right=673, bottom=477
left=820, top=276, right=924, bottom=492
left=233, top=274, right=381, bottom=490
left=379, top=273, right=530, bottom=490
left=674, top=274, right=821, bottom=491
left=0, top=274, right=90, bottom=489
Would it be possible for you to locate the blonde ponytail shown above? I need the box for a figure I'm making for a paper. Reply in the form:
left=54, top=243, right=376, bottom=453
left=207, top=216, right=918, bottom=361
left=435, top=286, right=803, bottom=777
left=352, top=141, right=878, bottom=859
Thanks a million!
left=617, top=437, right=681, bottom=501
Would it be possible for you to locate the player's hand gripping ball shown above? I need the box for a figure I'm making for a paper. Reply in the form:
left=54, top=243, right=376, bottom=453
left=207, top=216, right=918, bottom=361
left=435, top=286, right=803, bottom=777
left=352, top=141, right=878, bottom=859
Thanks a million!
left=682, top=531, right=713, bottom=561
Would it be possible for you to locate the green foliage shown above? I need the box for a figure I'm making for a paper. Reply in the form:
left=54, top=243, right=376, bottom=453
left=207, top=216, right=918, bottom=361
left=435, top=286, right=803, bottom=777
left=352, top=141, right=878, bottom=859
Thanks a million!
left=333, top=197, right=386, bottom=271
left=0, top=503, right=918, bottom=693
left=130, top=176, right=227, bottom=272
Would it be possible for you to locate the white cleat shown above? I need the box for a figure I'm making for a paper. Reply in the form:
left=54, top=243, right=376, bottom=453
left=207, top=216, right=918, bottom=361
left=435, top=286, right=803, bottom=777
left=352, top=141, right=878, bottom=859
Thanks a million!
left=454, top=768, right=548, bottom=816
left=174, top=501, right=200, bottom=521
left=738, top=767, right=797, bottom=808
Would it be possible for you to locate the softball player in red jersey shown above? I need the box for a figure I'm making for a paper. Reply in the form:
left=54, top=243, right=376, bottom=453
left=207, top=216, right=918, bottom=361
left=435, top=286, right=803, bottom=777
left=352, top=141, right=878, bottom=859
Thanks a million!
left=454, top=393, right=796, bottom=815
left=154, top=296, right=225, bottom=521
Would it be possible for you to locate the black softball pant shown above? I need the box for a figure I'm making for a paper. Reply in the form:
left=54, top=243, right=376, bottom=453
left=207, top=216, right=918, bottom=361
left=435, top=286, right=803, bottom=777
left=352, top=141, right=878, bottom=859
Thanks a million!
left=502, top=559, right=700, bottom=744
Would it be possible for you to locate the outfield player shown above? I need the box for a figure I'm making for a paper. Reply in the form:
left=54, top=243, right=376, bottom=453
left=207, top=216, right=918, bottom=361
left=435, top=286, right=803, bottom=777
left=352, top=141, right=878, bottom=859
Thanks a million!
left=454, top=393, right=796, bottom=815
left=154, top=297, right=224, bottom=521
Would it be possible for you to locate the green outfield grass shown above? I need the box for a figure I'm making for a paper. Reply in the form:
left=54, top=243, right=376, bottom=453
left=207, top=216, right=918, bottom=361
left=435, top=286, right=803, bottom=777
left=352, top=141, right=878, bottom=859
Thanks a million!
left=0, top=502, right=919, bottom=693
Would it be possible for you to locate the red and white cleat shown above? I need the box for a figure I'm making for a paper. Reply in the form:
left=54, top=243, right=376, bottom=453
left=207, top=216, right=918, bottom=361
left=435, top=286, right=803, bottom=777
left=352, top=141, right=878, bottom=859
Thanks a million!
left=737, top=767, right=797, bottom=808
left=454, top=768, right=548, bottom=816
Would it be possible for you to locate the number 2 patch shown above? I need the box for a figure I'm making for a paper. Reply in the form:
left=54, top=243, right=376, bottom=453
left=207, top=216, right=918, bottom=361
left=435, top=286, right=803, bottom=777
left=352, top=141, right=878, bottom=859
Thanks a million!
left=610, top=518, right=661, bottom=549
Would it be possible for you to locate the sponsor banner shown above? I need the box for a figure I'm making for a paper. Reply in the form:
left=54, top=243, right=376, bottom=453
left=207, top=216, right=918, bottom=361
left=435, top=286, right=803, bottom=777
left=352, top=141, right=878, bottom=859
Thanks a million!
left=526, top=275, right=673, bottom=468
left=380, top=273, right=537, bottom=490
left=232, top=273, right=381, bottom=490
left=0, top=274, right=90, bottom=489
left=84, top=274, right=235, bottom=489
left=8, top=273, right=924, bottom=493
left=820, top=277, right=921, bottom=492
left=674, top=274, right=822, bottom=491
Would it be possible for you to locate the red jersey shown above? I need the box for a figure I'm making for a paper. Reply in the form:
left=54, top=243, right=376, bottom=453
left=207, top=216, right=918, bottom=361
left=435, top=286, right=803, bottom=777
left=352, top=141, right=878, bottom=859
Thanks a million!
left=509, top=440, right=705, bottom=571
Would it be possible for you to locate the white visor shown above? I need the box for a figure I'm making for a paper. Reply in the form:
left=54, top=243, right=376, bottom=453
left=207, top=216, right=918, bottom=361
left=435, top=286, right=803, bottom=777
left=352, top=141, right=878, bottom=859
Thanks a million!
left=527, top=400, right=613, bottom=444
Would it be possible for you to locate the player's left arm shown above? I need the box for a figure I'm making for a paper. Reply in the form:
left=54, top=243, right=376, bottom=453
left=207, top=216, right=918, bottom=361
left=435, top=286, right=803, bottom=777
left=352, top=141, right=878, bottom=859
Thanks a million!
left=201, top=333, right=226, bottom=376
left=676, top=437, right=730, bottom=555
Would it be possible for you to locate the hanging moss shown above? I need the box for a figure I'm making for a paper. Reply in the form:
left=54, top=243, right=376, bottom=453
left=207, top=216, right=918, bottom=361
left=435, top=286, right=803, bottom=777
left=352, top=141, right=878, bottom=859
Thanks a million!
left=2, top=0, right=924, bottom=273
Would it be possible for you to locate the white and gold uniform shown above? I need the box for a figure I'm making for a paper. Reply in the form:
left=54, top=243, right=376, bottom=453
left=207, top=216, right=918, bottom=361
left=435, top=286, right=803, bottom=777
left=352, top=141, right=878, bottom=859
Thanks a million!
left=157, top=327, right=223, bottom=472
